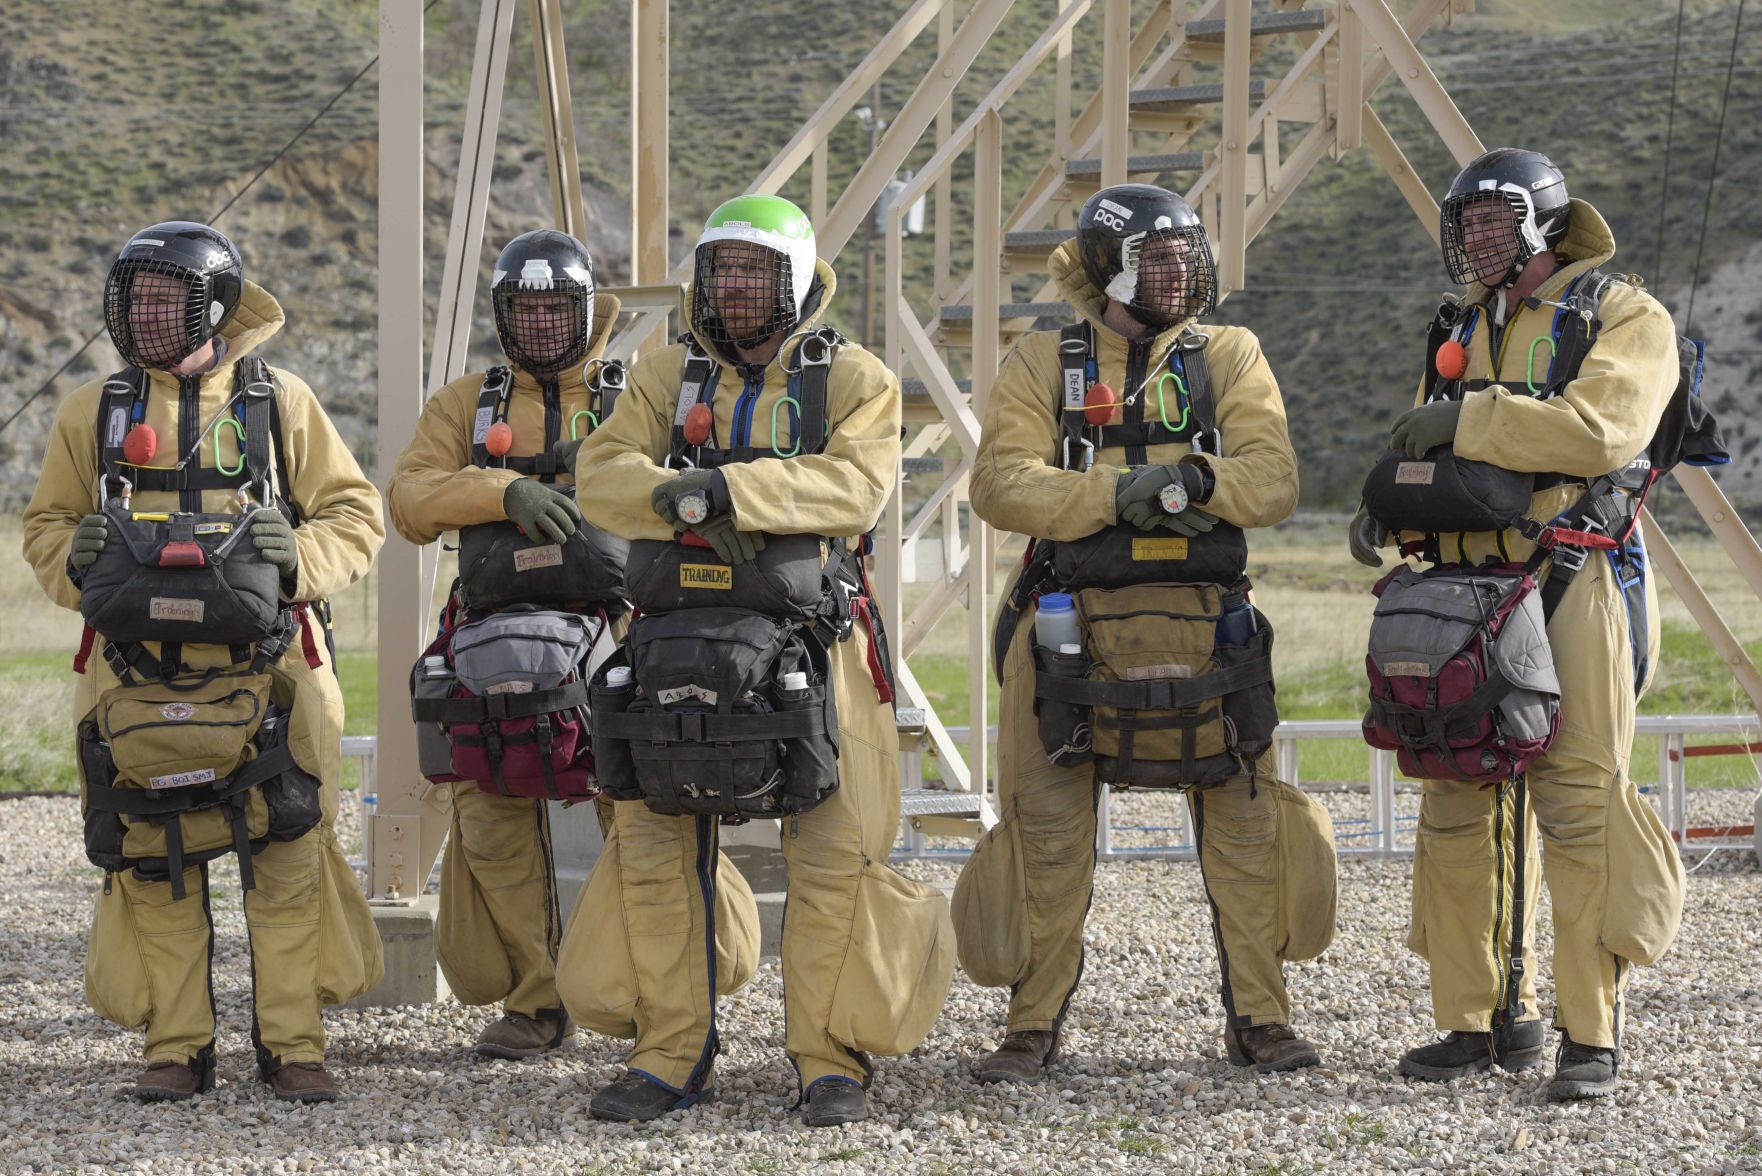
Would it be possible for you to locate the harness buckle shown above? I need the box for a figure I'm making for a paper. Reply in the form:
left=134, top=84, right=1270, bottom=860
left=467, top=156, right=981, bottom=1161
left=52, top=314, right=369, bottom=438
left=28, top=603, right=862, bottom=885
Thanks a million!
left=1551, top=543, right=1589, bottom=574
left=1191, top=427, right=1222, bottom=456
left=1060, top=434, right=1096, bottom=472
left=1057, top=336, right=1089, bottom=358
left=97, top=474, right=133, bottom=511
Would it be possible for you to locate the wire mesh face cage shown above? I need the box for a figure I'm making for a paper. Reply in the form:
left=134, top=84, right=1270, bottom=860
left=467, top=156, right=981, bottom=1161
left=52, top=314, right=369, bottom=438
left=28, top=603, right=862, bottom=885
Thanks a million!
left=104, top=260, right=214, bottom=370
left=1113, top=225, right=1217, bottom=326
left=493, top=282, right=593, bottom=377
left=692, top=240, right=798, bottom=351
left=1441, top=190, right=1531, bottom=286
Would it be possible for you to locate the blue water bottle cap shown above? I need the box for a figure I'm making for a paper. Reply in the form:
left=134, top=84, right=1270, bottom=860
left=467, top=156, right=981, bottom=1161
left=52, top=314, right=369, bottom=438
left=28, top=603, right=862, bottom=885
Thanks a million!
left=1040, top=592, right=1074, bottom=613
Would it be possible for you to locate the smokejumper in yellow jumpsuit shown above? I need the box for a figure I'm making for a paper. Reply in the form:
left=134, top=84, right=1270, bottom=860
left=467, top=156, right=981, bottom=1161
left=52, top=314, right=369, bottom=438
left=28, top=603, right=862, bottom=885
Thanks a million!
left=21, top=222, right=385, bottom=1103
left=953, top=185, right=1338, bottom=1082
left=390, top=229, right=633, bottom=1059
left=564, top=194, right=954, bottom=1128
left=1349, top=149, right=1686, bottom=1101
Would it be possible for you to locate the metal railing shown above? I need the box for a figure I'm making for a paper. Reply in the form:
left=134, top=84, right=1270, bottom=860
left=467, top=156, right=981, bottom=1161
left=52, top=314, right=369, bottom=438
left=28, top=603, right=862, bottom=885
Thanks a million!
left=899, top=714, right=1761, bottom=860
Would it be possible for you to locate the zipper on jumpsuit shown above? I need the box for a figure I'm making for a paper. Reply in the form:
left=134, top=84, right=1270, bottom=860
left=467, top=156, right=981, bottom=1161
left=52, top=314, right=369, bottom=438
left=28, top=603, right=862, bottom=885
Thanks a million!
left=731, top=364, right=766, bottom=448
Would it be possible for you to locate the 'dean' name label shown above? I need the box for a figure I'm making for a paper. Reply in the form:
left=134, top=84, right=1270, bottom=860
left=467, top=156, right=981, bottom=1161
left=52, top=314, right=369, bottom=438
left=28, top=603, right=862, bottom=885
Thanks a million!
left=1395, top=461, right=1436, bottom=485
left=149, top=767, right=216, bottom=790
left=1131, top=537, right=1189, bottom=561
left=149, top=598, right=205, bottom=623
left=680, top=563, right=732, bottom=589
left=513, top=544, right=564, bottom=572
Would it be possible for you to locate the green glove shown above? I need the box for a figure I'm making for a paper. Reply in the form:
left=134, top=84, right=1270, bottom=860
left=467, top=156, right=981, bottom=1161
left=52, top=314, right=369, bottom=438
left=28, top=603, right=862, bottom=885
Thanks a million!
left=249, top=507, right=301, bottom=583
left=650, top=468, right=724, bottom=527
left=691, top=514, right=766, bottom=565
left=1348, top=503, right=1390, bottom=568
left=551, top=437, right=585, bottom=476
left=503, top=478, right=583, bottom=544
left=1388, top=400, right=1463, bottom=460
left=69, top=513, right=109, bottom=570
left=1115, top=464, right=1217, bottom=534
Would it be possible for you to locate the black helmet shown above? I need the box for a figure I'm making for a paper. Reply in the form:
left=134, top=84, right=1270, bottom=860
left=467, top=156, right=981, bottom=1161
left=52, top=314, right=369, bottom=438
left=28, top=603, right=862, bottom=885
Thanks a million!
left=491, top=230, right=597, bottom=377
left=1440, top=148, right=1570, bottom=287
left=103, top=221, right=245, bottom=370
left=1076, top=184, right=1216, bottom=328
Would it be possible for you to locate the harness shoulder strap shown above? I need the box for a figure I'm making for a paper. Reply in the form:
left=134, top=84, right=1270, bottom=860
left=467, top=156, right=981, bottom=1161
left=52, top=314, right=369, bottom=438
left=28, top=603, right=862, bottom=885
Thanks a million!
left=588, top=358, right=626, bottom=425
left=668, top=337, right=720, bottom=468
left=236, top=357, right=279, bottom=508
left=1054, top=323, right=1092, bottom=472
left=95, top=367, right=149, bottom=494
left=469, top=366, right=515, bottom=469
left=1540, top=270, right=1612, bottom=399
left=1176, top=331, right=1221, bottom=455
left=789, top=327, right=843, bottom=458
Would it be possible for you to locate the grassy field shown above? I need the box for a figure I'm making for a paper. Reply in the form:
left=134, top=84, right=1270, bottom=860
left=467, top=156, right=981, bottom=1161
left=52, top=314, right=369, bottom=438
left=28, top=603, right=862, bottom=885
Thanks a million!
left=2, top=515, right=1757, bottom=793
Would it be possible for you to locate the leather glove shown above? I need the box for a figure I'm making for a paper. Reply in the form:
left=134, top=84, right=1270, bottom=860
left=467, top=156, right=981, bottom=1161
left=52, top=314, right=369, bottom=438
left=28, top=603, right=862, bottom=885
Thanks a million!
left=249, top=507, right=301, bottom=582
left=651, top=468, right=725, bottom=527
left=1115, top=464, right=1218, bottom=534
left=551, top=436, right=585, bottom=476
left=691, top=514, right=766, bottom=565
left=1389, top=400, right=1463, bottom=460
left=69, top=513, right=109, bottom=570
left=1348, top=503, right=1390, bottom=568
left=503, top=478, right=582, bottom=544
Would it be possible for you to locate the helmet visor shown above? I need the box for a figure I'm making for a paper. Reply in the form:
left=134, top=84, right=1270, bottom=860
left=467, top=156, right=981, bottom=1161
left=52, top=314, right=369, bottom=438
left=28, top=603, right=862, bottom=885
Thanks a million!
left=493, top=282, right=592, bottom=376
left=1109, top=225, right=1216, bottom=326
left=693, top=240, right=797, bottom=351
left=104, top=260, right=212, bottom=370
left=1442, top=190, right=1529, bottom=286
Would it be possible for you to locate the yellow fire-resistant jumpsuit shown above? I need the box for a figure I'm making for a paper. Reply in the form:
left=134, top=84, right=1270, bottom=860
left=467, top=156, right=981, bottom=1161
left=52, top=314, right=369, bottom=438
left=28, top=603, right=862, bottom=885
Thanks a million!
left=563, top=259, right=955, bottom=1097
left=1394, top=199, right=1685, bottom=1049
left=21, top=280, right=386, bottom=1073
left=952, top=242, right=1337, bottom=1045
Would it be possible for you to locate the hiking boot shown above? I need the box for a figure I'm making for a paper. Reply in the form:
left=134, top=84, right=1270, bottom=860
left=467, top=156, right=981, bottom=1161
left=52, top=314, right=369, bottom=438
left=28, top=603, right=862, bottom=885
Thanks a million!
left=267, top=1062, right=338, bottom=1103
left=1227, top=1024, right=1321, bottom=1073
left=1544, top=1034, right=1619, bottom=1102
left=972, top=1030, right=1057, bottom=1084
left=803, top=1078, right=868, bottom=1127
left=589, top=1071, right=708, bottom=1122
left=133, top=1057, right=215, bottom=1103
left=1399, top=1021, right=1545, bottom=1081
left=474, top=1012, right=571, bottom=1060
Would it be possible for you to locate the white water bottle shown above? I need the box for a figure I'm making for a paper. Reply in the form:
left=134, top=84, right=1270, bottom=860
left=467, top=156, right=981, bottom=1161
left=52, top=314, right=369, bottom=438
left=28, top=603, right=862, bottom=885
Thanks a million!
left=605, top=665, right=632, bottom=688
left=1034, top=592, right=1081, bottom=652
left=781, top=671, right=809, bottom=692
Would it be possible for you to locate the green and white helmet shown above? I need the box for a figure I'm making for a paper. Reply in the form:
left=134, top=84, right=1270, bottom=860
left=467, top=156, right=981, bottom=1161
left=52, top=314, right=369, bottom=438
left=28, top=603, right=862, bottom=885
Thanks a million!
left=692, top=194, right=819, bottom=350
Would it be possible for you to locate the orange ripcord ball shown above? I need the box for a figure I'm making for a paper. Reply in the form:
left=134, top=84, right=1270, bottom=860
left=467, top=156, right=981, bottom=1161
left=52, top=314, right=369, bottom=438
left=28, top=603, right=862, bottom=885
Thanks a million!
left=121, top=423, right=158, bottom=466
left=1082, top=383, right=1117, bottom=427
left=1434, top=339, right=1468, bottom=381
left=484, top=421, right=515, bottom=458
left=683, top=402, right=714, bottom=447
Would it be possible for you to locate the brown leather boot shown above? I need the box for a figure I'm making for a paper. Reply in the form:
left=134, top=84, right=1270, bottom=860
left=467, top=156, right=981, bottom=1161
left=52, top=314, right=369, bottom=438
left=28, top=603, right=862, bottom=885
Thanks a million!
left=474, top=1012, right=572, bottom=1060
left=133, top=1058, right=215, bottom=1102
left=1227, top=1024, right=1321, bottom=1073
left=267, top=1062, right=339, bottom=1103
left=972, top=1030, right=1057, bottom=1084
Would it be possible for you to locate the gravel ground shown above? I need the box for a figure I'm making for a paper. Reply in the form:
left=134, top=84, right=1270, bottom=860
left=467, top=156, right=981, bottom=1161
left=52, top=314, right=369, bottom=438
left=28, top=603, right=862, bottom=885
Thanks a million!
left=1, top=792, right=1759, bottom=1175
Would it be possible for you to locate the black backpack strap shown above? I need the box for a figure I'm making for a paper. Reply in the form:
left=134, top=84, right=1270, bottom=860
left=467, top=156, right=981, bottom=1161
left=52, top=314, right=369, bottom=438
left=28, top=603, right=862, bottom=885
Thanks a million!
left=469, top=366, right=515, bottom=469
left=235, top=357, right=278, bottom=508
left=1055, top=322, right=1093, bottom=472
left=668, top=337, right=721, bottom=468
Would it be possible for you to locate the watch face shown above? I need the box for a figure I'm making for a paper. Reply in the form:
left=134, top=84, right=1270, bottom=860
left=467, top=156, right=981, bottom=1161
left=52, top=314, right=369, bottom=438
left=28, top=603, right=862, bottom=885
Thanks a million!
left=678, top=492, right=710, bottom=526
left=1158, top=480, right=1189, bottom=514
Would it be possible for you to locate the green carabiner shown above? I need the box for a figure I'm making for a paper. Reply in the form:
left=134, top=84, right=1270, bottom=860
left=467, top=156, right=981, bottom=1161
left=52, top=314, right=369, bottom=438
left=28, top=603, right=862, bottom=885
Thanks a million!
left=771, top=395, right=802, bottom=458
left=215, top=416, right=247, bottom=476
left=569, top=409, right=598, bottom=439
left=1526, top=335, right=1556, bottom=396
left=1154, top=370, right=1193, bottom=434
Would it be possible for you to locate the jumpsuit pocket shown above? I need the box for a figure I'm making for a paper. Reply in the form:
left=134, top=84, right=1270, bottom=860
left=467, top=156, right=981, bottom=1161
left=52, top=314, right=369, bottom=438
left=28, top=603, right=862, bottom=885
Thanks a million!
left=1272, top=781, right=1337, bottom=962
left=85, top=879, right=153, bottom=1028
left=827, top=861, right=955, bottom=1057
left=314, top=827, right=383, bottom=1005
left=951, top=817, right=1030, bottom=989
left=1600, top=778, right=1685, bottom=965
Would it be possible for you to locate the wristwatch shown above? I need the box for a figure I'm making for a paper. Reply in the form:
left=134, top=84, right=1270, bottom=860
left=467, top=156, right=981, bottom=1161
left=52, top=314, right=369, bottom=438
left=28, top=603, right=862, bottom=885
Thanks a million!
left=1157, top=477, right=1189, bottom=515
left=676, top=491, right=711, bottom=526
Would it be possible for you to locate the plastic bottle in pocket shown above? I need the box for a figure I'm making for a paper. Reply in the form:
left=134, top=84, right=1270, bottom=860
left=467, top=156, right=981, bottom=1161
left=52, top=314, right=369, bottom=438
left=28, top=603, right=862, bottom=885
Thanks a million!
left=1217, top=595, right=1258, bottom=647
left=1034, top=592, right=1081, bottom=653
